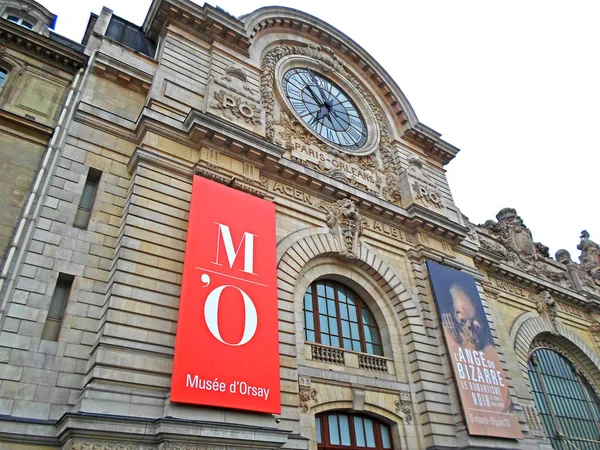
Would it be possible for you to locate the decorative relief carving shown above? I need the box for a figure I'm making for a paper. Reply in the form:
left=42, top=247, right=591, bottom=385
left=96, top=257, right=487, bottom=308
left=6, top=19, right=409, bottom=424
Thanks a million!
left=588, top=320, right=600, bottom=336
left=555, top=249, right=598, bottom=294
left=222, top=65, right=254, bottom=94
left=298, top=385, right=319, bottom=413
left=398, top=154, right=444, bottom=212
left=67, top=441, right=153, bottom=450
left=320, top=199, right=368, bottom=260
left=394, top=392, right=413, bottom=424
left=523, top=404, right=545, bottom=437
left=211, top=90, right=262, bottom=125
left=412, top=181, right=443, bottom=208
left=531, top=290, right=558, bottom=334
left=578, top=230, right=600, bottom=284
left=260, top=44, right=401, bottom=205
left=478, top=208, right=571, bottom=288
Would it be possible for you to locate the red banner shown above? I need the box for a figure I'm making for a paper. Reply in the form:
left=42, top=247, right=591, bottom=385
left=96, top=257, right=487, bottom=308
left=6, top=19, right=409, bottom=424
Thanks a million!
left=427, top=261, right=522, bottom=439
left=171, top=176, right=280, bottom=414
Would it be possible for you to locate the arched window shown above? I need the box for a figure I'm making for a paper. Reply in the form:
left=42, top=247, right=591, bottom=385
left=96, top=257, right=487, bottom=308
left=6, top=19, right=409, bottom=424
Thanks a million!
left=316, top=412, right=393, bottom=449
left=528, top=348, right=600, bottom=449
left=4, top=14, right=34, bottom=29
left=304, top=280, right=383, bottom=356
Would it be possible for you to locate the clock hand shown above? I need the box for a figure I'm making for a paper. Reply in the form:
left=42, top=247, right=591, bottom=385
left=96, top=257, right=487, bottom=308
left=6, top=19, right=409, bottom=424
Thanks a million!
left=306, top=67, right=330, bottom=105
left=304, top=84, right=324, bottom=107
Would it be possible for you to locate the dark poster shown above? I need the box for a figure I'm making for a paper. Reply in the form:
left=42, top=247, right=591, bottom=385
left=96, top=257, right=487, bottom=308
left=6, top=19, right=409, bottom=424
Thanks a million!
left=427, top=260, right=522, bottom=439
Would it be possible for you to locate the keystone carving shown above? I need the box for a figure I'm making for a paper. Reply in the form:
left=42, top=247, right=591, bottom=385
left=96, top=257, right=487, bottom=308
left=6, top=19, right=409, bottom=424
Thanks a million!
left=298, top=382, right=318, bottom=413
left=577, top=230, right=600, bottom=284
left=321, top=199, right=367, bottom=260
left=394, top=392, right=413, bottom=424
left=531, top=290, right=558, bottom=334
left=211, top=90, right=262, bottom=125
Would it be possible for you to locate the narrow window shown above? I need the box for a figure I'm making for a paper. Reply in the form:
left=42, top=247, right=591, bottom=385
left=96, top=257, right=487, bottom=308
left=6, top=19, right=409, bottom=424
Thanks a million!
left=73, top=168, right=102, bottom=229
left=41, top=273, right=74, bottom=341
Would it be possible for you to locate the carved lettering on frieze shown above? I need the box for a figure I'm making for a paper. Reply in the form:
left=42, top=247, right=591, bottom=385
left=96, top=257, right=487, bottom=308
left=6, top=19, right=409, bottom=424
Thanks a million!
left=492, top=279, right=526, bottom=297
left=272, top=181, right=315, bottom=205
left=211, top=90, right=262, bottom=125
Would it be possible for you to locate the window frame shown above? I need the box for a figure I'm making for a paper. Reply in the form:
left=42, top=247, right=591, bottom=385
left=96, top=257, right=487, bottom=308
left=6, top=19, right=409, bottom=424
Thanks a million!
left=2, top=12, right=35, bottom=30
left=528, top=346, right=600, bottom=449
left=316, top=412, right=393, bottom=450
left=304, top=279, right=383, bottom=356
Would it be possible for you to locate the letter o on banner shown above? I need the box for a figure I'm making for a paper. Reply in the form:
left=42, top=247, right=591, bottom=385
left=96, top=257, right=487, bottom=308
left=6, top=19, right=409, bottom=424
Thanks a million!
left=204, top=285, right=258, bottom=346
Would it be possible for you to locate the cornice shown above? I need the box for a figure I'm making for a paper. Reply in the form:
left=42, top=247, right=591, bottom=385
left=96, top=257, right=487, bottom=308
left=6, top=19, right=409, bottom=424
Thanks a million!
left=0, top=20, right=86, bottom=72
left=143, top=0, right=249, bottom=53
left=244, top=7, right=414, bottom=130
left=475, top=252, right=600, bottom=311
left=184, top=110, right=468, bottom=244
left=403, top=123, right=460, bottom=166
left=0, top=109, right=54, bottom=140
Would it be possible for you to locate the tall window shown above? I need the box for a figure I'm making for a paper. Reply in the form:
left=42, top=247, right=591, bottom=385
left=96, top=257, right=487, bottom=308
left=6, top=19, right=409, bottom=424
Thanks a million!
left=316, top=412, right=392, bottom=450
left=528, top=347, right=600, bottom=449
left=73, top=168, right=102, bottom=229
left=41, top=273, right=74, bottom=341
left=304, top=280, right=383, bottom=356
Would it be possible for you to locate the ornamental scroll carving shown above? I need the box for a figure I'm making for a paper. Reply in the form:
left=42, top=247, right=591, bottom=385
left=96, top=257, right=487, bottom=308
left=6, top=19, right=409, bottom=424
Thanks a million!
left=260, top=44, right=401, bottom=205
left=298, top=378, right=318, bottom=413
left=67, top=441, right=153, bottom=450
left=320, top=199, right=368, bottom=260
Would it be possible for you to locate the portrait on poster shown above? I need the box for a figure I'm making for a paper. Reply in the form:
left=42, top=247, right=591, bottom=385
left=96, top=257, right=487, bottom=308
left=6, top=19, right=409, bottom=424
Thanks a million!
left=427, top=260, right=522, bottom=439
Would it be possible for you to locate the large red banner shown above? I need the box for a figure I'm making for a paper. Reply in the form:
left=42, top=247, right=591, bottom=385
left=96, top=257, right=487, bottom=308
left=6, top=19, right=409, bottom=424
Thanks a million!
left=171, top=176, right=280, bottom=414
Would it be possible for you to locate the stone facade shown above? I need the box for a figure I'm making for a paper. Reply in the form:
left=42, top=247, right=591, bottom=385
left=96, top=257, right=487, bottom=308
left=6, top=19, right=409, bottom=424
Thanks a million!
left=0, top=1, right=598, bottom=450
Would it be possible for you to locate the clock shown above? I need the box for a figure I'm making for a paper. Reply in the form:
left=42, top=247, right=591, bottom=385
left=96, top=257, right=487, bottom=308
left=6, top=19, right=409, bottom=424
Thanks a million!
left=282, top=67, right=367, bottom=150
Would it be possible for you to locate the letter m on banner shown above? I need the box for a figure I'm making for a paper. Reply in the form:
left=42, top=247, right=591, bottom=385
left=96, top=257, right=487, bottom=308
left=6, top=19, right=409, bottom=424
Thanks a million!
left=171, top=176, right=280, bottom=414
left=212, top=223, right=256, bottom=275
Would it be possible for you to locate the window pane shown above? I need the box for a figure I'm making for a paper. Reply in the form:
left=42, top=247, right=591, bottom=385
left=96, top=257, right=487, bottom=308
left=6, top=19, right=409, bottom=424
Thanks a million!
left=305, top=311, right=314, bottom=330
left=329, top=317, right=338, bottom=335
left=304, top=293, right=313, bottom=311
left=328, top=415, right=340, bottom=445
left=354, top=416, right=365, bottom=447
left=320, top=315, right=329, bottom=333
left=380, top=425, right=391, bottom=448
left=6, top=15, right=19, bottom=22
left=364, top=418, right=376, bottom=448
left=306, top=330, right=315, bottom=342
left=316, top=416, right=322, bottom=443
left=325, top=282, right=334, bottom=298
left=339, top=414, right=351, bottom=446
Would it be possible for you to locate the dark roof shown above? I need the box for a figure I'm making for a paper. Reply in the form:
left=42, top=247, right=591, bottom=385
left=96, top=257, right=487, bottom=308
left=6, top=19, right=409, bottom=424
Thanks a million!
left=49, top=30, right=85, bottom=53
left=105, top=15, right=156, bottom=58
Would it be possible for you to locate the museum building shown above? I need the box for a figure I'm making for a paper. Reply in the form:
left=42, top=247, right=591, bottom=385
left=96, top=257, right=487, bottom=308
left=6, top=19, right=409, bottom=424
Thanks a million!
left=0, top=0, right=599, bottom=449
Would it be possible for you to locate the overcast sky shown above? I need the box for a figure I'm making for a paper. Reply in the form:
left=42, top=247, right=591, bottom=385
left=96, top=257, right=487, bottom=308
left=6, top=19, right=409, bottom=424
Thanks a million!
left=41, top=0, right=599, bottom=259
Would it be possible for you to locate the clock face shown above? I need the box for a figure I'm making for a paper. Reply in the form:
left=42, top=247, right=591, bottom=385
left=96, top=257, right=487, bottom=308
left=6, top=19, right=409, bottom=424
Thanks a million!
left=282, top=68, right=367, bottom=150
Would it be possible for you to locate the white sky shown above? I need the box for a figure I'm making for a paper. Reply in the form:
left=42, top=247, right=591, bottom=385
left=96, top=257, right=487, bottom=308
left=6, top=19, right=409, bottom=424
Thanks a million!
left=41, top=0, right=599, bottom=259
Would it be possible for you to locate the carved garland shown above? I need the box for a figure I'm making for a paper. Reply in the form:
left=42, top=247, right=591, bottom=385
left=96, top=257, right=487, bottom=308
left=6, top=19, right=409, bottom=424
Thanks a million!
left=260, top=44, right=401, bottom=204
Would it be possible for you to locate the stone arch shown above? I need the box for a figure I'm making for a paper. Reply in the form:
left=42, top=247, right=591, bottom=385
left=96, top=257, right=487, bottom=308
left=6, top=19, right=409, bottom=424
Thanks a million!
left=277, top=227, right=426, bottom=346
left=511, top=313, right=600, bottom=391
